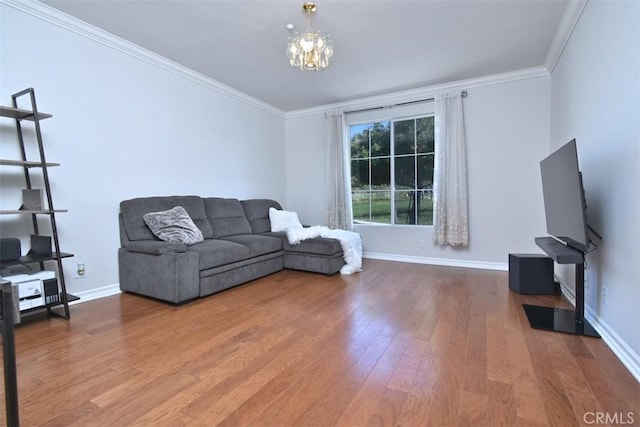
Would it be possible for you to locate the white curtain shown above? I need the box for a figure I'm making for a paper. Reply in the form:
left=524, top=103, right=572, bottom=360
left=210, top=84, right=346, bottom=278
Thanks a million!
left=433, top=92, right=469, bottom=246
left=325, top=110, right=353, bottom=231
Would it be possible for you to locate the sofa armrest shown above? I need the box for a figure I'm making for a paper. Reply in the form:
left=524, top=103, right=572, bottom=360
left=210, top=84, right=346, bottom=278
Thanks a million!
left=123, top=241, right=188, bottom=255
left=118, top=248, right=200, bottom=304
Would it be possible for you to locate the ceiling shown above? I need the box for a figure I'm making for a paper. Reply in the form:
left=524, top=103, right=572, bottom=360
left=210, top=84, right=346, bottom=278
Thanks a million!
left=41, top=0, right=569, bottom=112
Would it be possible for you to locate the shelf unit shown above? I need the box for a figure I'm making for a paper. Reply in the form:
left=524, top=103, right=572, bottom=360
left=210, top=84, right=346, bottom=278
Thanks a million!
left=522, top=237, right=600, bottom=338
left=0, top=88, right=75, bottom=319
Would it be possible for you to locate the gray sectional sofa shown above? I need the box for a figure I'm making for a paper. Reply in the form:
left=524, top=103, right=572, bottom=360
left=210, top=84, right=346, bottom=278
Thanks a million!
left=118, top=196, right=345, bottom=304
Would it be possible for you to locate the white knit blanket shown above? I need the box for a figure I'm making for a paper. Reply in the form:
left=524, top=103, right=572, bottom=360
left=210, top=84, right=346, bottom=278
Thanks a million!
left=286, top=226, right=363, bottom=275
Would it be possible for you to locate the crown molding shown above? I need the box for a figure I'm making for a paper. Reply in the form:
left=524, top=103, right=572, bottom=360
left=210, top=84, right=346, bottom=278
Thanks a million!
left=285, top=66, right=551, bottom=120
left=544, top=0, right=589, bottom=74
left=1, top=0, right=285, bottom=119
left=3, top=0, right=573, bottom=121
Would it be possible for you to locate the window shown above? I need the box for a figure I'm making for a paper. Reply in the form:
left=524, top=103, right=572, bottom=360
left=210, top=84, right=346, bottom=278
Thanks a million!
left=350, top=115, right=435, bottom=225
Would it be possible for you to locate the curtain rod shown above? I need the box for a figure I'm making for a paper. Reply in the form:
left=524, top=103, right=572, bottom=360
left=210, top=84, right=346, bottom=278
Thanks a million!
left=344, top=90, right=467, bottom=115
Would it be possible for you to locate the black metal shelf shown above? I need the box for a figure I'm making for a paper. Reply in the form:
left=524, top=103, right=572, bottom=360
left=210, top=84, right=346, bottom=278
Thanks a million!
left=0, top=159, right=60, bottom=168
left=0, top=105, right=52, bottom=121
left=19, top=293, right=80, bottom=314
left=0, top=88, right=73, bottom=320
left=0, top=252, right=74, bottom=270
left=524, top=236, right=600, bottom=338
left=0, top=209, right=68, bottom=215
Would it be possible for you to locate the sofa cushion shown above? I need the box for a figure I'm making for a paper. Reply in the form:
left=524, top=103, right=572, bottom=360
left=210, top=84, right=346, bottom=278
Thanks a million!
left=267, top=231, right=343, bottom=256
left=120, top=196, right=213, bottom=241
left=187, top=239, right=250, bottom=270
left=204, top=198, right=253, bottom=238
left=143, top=206, right=204, bottom=245
left=269, top=207, right=303, bottom=232
left=220, top=234, right=282, bottom=258
left=242, top=199, right=282, bottom=233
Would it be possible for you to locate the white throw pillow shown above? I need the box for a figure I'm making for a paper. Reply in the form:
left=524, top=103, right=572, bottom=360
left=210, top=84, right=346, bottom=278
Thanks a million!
left=269, top=207, right=303, bottom=232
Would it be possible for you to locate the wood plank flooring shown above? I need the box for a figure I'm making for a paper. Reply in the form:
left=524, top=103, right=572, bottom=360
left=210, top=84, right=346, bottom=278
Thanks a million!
left=2, top=259, right=638, bottom=426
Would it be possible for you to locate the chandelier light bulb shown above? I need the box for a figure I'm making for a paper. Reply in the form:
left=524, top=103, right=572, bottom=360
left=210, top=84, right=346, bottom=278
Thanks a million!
left=300, top=34, right=314, bottom=52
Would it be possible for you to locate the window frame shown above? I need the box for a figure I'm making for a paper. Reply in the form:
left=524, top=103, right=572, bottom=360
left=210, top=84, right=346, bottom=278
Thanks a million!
left=348, top=103, right=436, bottom=227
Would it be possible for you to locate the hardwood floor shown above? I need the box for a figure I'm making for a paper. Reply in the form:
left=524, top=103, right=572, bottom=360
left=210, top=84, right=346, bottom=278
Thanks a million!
left=2, top=259, right=638, bottom=426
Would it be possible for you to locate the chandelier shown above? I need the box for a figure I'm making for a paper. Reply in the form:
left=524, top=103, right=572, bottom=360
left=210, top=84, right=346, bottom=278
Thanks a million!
left=286, top=2, right=333, bottom=71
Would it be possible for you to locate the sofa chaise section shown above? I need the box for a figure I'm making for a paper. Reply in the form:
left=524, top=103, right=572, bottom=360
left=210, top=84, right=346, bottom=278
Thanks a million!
left=241, top=199, right=345, bottom=275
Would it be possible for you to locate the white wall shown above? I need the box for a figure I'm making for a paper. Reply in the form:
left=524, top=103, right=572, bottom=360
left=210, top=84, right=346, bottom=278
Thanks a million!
left=285, top=76, right=551, bottom=269
left=284, top=114, right=327, bottom=219
left=0, top=4, right=286, bottom=296
left=550, top=0, right=640, bottom=366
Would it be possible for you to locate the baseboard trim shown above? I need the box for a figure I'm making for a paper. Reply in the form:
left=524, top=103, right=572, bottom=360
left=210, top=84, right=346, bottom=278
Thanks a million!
left=363, top=252, right=508, bottom=271
left=557, top=280, right=640, bottom=383
left=70, top=283, right=121, bottom=305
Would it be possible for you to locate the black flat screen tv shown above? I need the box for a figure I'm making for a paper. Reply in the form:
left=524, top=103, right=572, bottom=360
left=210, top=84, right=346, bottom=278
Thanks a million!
left=540, top=139, right=590, bottom=253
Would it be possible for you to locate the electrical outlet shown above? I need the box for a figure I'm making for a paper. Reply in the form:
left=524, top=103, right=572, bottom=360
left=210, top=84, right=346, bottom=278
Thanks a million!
left=419, top=240, right=425, bottom=249
left=602, top=286, right=608, bottom=305
left=75, top=262, right=86, bottom=279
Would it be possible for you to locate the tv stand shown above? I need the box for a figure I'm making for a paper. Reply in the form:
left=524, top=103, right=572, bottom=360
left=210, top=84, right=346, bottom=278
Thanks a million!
left=522, top=237, right=600, bottom=338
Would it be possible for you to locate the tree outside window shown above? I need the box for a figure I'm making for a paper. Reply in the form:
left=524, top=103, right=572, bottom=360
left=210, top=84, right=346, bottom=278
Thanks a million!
left=350, top=116, right=435, bottom=225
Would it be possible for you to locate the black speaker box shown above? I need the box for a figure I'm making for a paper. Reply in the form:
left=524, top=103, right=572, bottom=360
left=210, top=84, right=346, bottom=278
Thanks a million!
left=509, top=253, right=558, bottom=294
left=0, top=238, right=21, bottom=262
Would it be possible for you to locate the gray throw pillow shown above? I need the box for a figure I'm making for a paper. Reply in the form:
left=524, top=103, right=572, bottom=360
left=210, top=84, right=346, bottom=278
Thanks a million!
left=143, top=206, right=204, bottom=245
